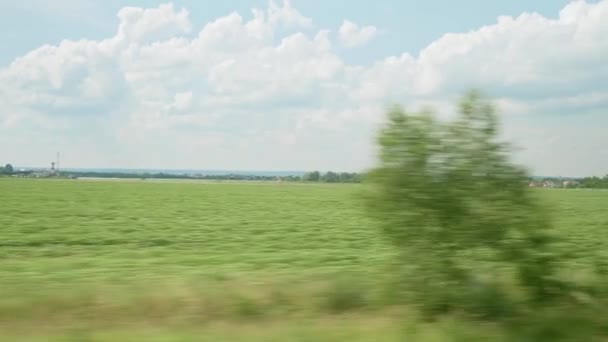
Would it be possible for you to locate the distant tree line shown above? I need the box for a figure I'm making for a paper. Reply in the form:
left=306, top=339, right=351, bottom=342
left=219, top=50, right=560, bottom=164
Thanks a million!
left=60, top=171, right=299, bottom=181
left=579, top=175, right=608, bottom=189
left=302, top=171, right=363, bottom=183
left=35, top=170, right=364, bottom=183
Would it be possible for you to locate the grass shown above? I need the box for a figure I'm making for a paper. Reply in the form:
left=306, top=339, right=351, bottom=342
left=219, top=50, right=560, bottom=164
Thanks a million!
left=0, top=179, right=391, bottom=283
left=1, top=179, right=607, bottom=340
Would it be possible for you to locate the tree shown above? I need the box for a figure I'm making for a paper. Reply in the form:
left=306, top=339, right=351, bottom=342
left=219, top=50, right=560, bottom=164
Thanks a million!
left=339, top=172, right=351, bottom=183
left=3, top=163, right=12, bottom=174
left=322, top=171, right=340, bottom=183
left=303, top=171, right=320, bottom=182
left=365, top=90, right=563, bottom=316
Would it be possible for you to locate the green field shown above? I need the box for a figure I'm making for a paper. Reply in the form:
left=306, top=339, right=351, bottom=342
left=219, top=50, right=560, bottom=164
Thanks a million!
left=0, top=179, right=391, bottom=283
left=1, top=179, right=607, bottom=341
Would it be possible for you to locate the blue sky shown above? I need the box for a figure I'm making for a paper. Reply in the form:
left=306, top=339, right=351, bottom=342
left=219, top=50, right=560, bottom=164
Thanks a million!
left=0, top=0, right=607, bottom=176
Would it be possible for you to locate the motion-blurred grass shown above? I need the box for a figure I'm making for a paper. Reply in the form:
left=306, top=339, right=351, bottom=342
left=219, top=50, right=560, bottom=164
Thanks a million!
left=0, top=179, right=607, bottom=340
left=0, top=179, right=391, bottom=282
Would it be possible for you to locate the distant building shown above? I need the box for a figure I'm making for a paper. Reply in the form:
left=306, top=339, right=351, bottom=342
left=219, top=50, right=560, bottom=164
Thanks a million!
left=527, top=179, right=576, bottom=188
left=562, top=180, right=579, bottom=188
left=31, top=170, right=53, bottom=178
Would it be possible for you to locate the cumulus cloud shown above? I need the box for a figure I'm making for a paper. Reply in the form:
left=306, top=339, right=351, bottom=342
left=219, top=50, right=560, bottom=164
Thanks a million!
left=358, top=1, right=608, bottom=103
left=338, top=20, right=378, bottom=48
left=0, top=0, right=607, bottom=174
left=267, top=0, right=313, bottom=29
left=116, top=3, right=191, bottom=44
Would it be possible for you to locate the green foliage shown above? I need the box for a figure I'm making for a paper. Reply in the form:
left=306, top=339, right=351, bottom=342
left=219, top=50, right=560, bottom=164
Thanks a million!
left=1, top=163, right=13, bottom=174
left=506, top=305, right=603, bottom=342
left=303, top=170, right=321, bottom=181
left=302, top=171, right=363, bottom=183
left=579, top=175, right=608, bottom=189
left=322, top=171, right=340, bottom=183
left=366, top=90, right=565, bottom=314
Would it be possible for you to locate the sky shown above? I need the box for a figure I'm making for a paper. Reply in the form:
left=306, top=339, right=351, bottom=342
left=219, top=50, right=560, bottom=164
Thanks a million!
left=0, top=0, right=606, bottom=176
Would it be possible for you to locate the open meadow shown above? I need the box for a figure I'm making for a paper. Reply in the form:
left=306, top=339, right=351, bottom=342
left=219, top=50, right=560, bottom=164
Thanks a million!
left=1, top=178, right=607, bottom=340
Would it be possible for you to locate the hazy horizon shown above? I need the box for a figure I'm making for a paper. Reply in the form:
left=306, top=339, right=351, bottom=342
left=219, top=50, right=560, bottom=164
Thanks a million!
left=9, top=165, right=594, bottom=179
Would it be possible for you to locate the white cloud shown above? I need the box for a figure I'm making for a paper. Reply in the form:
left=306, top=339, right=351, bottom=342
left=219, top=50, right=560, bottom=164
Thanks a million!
left=359, top=1, right=608, bottom=103
left=338, top=20, right=378, bottom=48
left=116, top=3, right=191, bottom=44
left=0, top=1, right=607, bottom=175
left=268, top=0, right=313, bottom=29
left=170, top=91, right=193, bottom=112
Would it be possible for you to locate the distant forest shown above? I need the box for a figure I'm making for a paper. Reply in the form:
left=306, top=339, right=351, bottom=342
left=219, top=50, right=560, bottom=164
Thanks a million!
left=1, top=165, right=362, bottom=183
left=2, top=163, right=608, bottom=187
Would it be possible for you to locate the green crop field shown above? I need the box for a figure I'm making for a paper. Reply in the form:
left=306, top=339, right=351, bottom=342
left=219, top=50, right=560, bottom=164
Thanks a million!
left=0, top=179, right=392, bottom=282
left=1, top=178, right=607, bottom=341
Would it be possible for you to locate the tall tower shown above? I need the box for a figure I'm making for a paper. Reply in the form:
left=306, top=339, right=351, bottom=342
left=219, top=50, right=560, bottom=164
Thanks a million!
left=56, top=152, right=60, bottom=172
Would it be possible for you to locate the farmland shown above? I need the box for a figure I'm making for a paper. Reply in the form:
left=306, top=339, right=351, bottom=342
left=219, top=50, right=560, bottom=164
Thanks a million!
left=0, top=179, right=392, bottom=283
left=1, top=178, right=607, bottom=340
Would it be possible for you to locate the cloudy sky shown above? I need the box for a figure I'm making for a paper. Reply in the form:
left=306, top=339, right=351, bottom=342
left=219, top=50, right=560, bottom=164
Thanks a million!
left=0, top=0, right=606, bottom=176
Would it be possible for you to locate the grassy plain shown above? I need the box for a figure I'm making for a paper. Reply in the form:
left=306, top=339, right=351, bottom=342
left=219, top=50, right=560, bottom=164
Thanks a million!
left=1, top=178, right=607, bottom=340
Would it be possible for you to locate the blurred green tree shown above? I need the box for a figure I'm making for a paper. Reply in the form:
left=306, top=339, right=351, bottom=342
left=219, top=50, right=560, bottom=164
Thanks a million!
left=303, top=171, right=321, bottom=182
left=322, top=171, right=340, bottom=183
left=365, top=90, right=564, bottom=316
left=2, top=163, right=12, bottom=174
